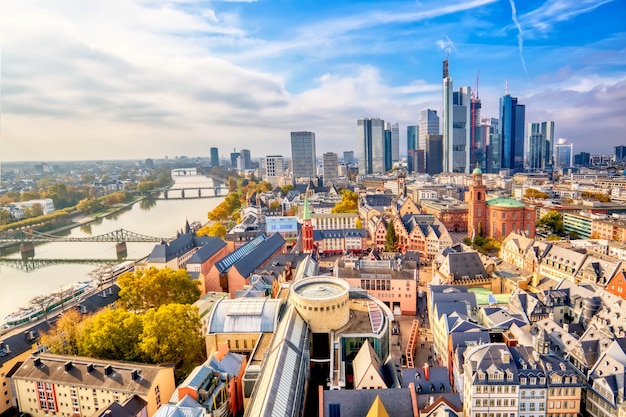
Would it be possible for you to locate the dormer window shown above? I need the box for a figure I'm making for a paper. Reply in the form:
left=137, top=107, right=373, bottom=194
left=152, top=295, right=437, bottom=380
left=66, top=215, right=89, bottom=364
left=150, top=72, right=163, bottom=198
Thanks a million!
left=520, top=377, right=527, bottom=384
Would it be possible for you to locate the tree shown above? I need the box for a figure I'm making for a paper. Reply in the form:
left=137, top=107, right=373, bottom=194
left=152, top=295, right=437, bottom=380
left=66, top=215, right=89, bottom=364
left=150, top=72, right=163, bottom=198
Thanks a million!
left=77, top=198, right=104, bottom=214
left=355, top=218, right=363, bottom=229
left=21, top=191, right=41, bottom=201
left=228, top=177, right=238, bottom=192
left=385, top=221, right=398, bottom=252
left=524, top=188, right=550, bottom=199
left=30, top=294, right=54, bottom=322
left=40, top=309, right=84, bottom=355
left=24, top=203, right=44, bottom=218
left=137, top=180, right=157, bottom=195
left=118, top=267, right=200, bottom=311
left=281, top=184, right=295, bottom=195
left=80, top=308, right=144, bottom=361
left=206, top=223, right=227, bottom=238
left=139, top=304, right=205, bottom=377
left=331, top=190, right=358, bottom=213
left=537, top=210, right=564, bottom=234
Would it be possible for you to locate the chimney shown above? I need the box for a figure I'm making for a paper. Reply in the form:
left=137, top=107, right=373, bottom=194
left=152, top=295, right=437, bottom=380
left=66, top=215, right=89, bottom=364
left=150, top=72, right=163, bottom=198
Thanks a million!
left=215, top=341, right=230, bottom=361
left=104, top=365, right=113, bottom=376
left=5, top=344, right=9, bottom=354
left=87, top=364, right=95, bottom=373
left=64, top=361, right=73, bottom=372
left=423, top=363, right=430, bottom=381
left=500, top=349, right=511, bottom=364
left=33, top=357, right=41, bottom=367
left=131, top=370, right=141, bottom=381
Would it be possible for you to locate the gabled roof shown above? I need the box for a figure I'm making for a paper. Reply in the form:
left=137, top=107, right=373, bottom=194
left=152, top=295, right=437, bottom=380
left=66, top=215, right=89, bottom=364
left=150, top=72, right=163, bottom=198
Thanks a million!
left=187, top=238, right=227, bottom=264
left=232, top=233, right=286, bottom=278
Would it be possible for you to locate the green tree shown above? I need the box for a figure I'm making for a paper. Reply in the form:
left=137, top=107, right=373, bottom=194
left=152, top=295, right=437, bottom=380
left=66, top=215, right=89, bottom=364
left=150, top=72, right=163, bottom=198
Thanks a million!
left=204, top=223, right=227, bottom=238
left=281, top=184, right=295, bottom=195
left=80, top=308, right=144, bottom=361
left=77, top=198, right=104, bottom=214
left=139, top=304, right=205, bottom=377
left=21, top=191, right=41, bottom=201
left=118, top=267, right=200, bottom=311
left=137, top=181, right=157, bottom=195
left=385, top=221, right=398, bottom=252
left=331, top=190, right=358, bottom=213
left=24, top=203, right=44, bottom=218
left=0, top=209, right=12, bottom=225
left=537, top=210, right=564, bottom=234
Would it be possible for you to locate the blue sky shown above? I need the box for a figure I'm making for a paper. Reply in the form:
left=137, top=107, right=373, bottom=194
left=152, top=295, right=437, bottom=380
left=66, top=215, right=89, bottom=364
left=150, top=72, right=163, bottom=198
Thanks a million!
left=2, top=0, right=624, bottom=162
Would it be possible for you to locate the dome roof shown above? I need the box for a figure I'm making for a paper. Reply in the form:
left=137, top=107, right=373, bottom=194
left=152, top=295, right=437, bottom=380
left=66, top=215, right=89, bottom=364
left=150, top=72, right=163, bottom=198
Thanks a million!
left=486, top=197, right=525, bottom=208
left=472, top=166, right=483, bottom=175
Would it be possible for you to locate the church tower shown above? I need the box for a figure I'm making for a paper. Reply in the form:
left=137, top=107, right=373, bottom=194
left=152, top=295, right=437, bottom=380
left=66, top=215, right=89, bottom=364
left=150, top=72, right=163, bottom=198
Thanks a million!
left=302, top=198, right=314, bottom=253
left=467, top=164, right=487, bottom=238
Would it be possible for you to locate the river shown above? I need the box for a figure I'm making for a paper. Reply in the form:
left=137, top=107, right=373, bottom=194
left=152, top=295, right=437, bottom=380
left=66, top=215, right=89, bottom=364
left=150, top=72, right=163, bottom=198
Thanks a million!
left=0, top=175, right=226, bottom=321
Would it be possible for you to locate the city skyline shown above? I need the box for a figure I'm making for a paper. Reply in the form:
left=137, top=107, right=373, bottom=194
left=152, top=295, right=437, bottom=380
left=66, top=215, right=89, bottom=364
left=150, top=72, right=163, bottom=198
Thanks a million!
left=2, top=0, right=624, bottom=162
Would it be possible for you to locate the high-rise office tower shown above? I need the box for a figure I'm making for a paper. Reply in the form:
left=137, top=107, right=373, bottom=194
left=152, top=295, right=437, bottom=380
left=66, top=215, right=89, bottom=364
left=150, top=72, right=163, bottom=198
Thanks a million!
left=384, top=128, right=392, bottom=172
left=230, top=151, right=241, bottom=169
left=407, top=126, right=418, bottom=153
left=290, top=131, right=316, bottom=180
left=210, top=147, right=219, bottom=167
left=541, top=121, right=555, bottom=167
left=357, top=117, right=385, bottom=174
left=389, top=122, right=400, bottom=163
left=555, top=138, right=573, bottom=168
left=616, top=146, right=626, bottom=162
left=442, top=58, right=453, bottom=173
left=452, top=86, right=471, bottom=173
left=418, top=109, right=439, bottom=150
left=343, top=151, right=355, bottom=164
left=240, top=149, right=252, bottom=170
left=499, top=91, right=526, bottom=173
left=322, top=152, right=339, bottom=187
left=484, top=118, right=500, bottom=173
left=470, top=94, right=483, bottom=170
left=425, top=134, right=443, bottom=175
left=526, top=121, right=554, bottom=171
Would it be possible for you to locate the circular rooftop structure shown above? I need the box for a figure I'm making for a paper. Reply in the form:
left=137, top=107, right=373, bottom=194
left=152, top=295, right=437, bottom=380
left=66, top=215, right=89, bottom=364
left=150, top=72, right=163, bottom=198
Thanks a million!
left=291, top=276, right=350, bottom=332
left=473, top=166, right=483, bottom=175
left=486, top=197, right=525, bottom=208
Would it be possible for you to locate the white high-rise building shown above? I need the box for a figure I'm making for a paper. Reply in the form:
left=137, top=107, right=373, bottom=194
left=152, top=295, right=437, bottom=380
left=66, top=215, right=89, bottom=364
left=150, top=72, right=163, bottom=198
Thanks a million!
left=265, top=155, right=284, bottom=177
left=390, top=122, right=400, bottom=163
left=442, top=59, right=453, bottom=173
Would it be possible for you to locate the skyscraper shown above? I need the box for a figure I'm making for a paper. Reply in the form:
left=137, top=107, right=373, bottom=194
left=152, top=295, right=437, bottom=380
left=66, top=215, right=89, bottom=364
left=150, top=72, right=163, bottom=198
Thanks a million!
left=343, top=151, right=355, bottom=164
left=574, top=152, right=591, bottom=167
left=322, top=152, right=339, bottom=187
left=425, top=134, right=443, bottom=175
left=265, top=155, right=285, bottom=177
left=210, top=147, right=219, bottom=167
left=442, top=59, right=453, bottom=173
left=230, top=151, right=241, bottom=169
left=389, top=122, right=400, bottom=163
left=418, top=109, right=439, bottom=150
left=290, top=131, right=316, bottom=180
left=407, top=125, right=418, bottom=153
left=499, top=92, right=526, bottom=173
left=555, top=138, right=573, bottom=169
left=452, top=86, right=471, bottom=173
left=357, top=118, right=385, bottom=174
left=616, top=146, right=626, bottom=162
left=470, top=93, right=483, bottom=170
left=240, top=149, right=252, bottom=170
left=526, top=121, right=554, bottom=171
left=384, top=128, right=392, bottom=172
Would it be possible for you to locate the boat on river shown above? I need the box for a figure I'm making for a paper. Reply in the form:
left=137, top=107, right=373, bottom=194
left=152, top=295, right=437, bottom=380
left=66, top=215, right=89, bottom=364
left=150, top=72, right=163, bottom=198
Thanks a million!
left=101, top=260, right=135, bottom=283
left=3, top=281, right=95, bottom=328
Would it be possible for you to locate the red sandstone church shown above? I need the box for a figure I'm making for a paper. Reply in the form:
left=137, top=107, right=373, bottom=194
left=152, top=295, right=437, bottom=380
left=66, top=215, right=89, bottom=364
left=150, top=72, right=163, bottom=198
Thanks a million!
left=466, top=166, right=536, bottom=239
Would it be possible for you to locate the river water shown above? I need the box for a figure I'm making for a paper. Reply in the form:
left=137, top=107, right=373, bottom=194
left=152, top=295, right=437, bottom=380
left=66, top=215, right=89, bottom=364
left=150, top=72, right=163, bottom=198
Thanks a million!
left=0, top=175, right=226, bottom=321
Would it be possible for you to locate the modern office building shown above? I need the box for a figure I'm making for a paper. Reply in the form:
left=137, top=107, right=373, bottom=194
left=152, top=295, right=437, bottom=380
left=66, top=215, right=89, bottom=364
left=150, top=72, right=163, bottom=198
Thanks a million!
left=442, top=59, right=453, bottom=173
left=425, top=134, right=443, bottom=175
left=230, top=151, right=241, bottom=169
left=526, top=121, right=555, bottom=171
left=357, top=117, right=385, bottom=174
left=407, top=125, right=418, bottom=153
left=384, top=127, right=392, bottom=171
left=322, top=152, right=339, bottom=186
left=574, top=152, right=591, bottom=167
left=442, top=56, right=471, bottom=174
left=343, top=151, right=355, bottom=164
left=290, top=131, right=316, bottom=180
left=499, top=92, right=526, bottom=173
left=555, top=138, right=573, bottom=169
left=484, top=118, right=501, bottom=173
left=210, top=147, right=219, bottom=167
left=418, top=109, right=439, bottom=151
left=240, top=149, right=252, bottom=170
left=389, top=122, right=399, bottom=163
left=470, top=94, right=483, bottom=170
left=616, top=145, right=626, bottom=162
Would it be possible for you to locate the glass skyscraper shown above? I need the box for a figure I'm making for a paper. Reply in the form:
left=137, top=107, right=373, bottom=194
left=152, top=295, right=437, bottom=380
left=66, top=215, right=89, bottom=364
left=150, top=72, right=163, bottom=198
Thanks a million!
left=210, top=147, right=219, bottom=167
left=290, top=131, right=317, bottom=180
left=555, top=138, right=573, bottom=169
left=407, top=125, right=418, bottom=153
left=357, top=118, right=385, bottom=174
left=499, top=94, right=526, bottom=173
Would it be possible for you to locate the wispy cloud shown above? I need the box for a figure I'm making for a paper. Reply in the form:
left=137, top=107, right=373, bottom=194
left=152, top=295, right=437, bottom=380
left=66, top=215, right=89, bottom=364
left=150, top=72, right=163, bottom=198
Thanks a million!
left=520, top=0, right=616, bottom=36
left=508, top=0, right=529, bottom=80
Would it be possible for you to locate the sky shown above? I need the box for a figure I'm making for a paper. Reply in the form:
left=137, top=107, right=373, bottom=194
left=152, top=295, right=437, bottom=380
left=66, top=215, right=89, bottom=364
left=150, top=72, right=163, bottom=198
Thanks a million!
left=2, top=0, right=625, bottom=162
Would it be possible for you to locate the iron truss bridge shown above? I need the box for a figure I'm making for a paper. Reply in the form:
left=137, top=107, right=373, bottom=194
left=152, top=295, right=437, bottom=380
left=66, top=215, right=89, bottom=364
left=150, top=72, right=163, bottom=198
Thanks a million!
left=0, top=229, right=166, bottom=243
left=0, top=258, right=139, bottom=272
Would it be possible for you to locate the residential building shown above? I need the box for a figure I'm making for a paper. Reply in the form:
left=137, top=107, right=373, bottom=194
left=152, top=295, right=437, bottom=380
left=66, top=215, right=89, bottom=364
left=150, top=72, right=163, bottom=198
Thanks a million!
left=357, top=118, right=385, bottom=174
left=291, top=131, right=316, bottom=180
left=500, top=92, right=526, bottom=173
left=12, top=353, right=175, bottom=417
left=421, top=199, right=468, bottom=233
left=393, top=214, right=452, bottom=261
